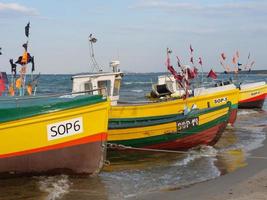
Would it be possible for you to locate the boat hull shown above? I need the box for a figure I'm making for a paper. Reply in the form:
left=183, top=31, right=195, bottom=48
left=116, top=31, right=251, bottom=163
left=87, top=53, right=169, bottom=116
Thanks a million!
left=112, top=88, right=239, bottom=125
left=0, top=95, right=109, bottom=176
left=108, top=102, right=231, bottom=150
left=239, top=93, right=266, bottom=109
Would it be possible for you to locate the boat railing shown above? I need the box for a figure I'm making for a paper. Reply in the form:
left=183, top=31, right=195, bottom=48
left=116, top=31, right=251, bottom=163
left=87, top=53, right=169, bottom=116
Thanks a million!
left=0, top=88, right=108, bottom=107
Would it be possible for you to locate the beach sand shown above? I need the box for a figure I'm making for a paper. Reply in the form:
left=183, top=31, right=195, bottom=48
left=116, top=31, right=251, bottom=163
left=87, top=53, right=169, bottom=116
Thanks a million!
left=129, top=127, right=267, bottom=200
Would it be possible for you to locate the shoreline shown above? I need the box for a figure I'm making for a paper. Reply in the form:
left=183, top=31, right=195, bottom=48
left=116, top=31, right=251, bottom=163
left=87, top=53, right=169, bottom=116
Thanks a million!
left=129, top=126, right=267, bottom=200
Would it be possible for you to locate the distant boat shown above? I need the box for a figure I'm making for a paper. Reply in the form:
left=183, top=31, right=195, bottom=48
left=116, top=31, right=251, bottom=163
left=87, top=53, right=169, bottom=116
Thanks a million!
left=238, top=81, right=267, bottom=108
left=0, top=94, right=109, bottom=176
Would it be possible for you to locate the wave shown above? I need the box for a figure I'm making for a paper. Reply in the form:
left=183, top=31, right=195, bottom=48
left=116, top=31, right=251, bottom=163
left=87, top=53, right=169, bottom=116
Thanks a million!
left=38, top=175, right=71, bottom=200
left=131, top=89, right=144, bottom=93
left=237, top=110, right=259, bottom=116
left=172, top=145, right=218, bottom=166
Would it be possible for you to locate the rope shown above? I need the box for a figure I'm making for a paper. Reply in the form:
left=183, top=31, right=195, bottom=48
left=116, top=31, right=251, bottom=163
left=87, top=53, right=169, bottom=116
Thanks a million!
left=107, top=143, right=267, bottom=160
left=107, top=143, right=216, bottom=157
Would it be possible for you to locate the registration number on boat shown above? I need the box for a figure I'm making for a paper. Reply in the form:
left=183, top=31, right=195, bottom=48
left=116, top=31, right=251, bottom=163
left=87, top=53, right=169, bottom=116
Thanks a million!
left=47, top=117, right=83, bottom=141
left=251, top=91, right=260, bottom=96
left=214, top=97, right=228, bottom=104
left=176, top=117, right=199, bottom=131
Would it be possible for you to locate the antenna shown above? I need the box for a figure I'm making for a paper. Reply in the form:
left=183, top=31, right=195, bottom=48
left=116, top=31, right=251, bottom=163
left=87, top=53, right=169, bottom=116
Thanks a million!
left=88, top=34, right=102, bottom=72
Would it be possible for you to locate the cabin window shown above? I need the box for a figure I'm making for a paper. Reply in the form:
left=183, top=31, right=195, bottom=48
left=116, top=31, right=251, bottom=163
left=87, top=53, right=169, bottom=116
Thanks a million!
left=84, top=82, right=93, bottom=94
left=113, top=79, right=121, bottom=96
left=97, top=80, right=111, bottom=96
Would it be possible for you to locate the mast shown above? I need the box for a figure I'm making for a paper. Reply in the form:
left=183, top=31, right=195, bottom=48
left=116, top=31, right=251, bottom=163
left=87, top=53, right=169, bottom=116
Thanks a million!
left=88, top=34, right=102, bottom=72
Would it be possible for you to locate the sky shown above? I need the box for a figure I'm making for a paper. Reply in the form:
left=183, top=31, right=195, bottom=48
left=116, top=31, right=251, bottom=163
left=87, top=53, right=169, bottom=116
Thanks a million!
left=0, top=0, right=266, bottom=74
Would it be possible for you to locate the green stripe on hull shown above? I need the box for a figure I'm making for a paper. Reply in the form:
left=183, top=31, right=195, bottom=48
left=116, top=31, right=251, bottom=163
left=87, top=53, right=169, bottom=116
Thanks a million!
left=231, top=104, right=238, bottom=109
left=110, top=113, right=229, bottom=148
left=0, top=95, right=106, bottom=123
left=109, top=102, right=231, bottom=129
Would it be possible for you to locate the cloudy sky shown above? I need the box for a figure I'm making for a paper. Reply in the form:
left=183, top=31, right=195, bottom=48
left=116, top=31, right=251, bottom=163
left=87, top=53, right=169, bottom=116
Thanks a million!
left=0, top=0, right=266, bottom=73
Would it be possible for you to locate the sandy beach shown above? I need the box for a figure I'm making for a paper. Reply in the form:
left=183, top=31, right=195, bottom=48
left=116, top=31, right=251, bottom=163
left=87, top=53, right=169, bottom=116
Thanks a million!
left=129, top=126, right=267, bottom=200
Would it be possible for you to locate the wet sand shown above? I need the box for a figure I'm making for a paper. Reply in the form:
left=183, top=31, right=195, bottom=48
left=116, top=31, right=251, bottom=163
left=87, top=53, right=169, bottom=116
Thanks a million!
left=129, top=127, right=267, bottom=200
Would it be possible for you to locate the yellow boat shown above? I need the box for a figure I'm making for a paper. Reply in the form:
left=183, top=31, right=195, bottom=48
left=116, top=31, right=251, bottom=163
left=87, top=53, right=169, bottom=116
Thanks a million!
left=111, top=86, right=239, bottom=125
left=0, top=94, right=109, bottom=176
left=108, top=101, right=232, bottom=150
left=238, top=81, right=267, bottom=108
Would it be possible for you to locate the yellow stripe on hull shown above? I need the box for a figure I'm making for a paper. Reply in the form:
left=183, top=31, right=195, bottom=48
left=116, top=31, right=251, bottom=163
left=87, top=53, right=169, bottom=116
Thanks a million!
left=108, top=107, right=229, bottom=141
left=0, top=101, right=109, bottom=155
left=111, top=89, right=238, bottom=119
left=239, top=84, right=267, bottom=102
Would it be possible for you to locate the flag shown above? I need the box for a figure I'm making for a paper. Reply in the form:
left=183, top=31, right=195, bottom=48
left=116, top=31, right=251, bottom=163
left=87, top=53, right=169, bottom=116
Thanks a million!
left=21, top=51, right=28, bottom=64
left=31, top=56, right=35, bottom=72
left=0, top=72, right=8, bottom=96
left=198, top=57, right=202, bottom=65
left=9, top=59, right=17, bottom=75
left=27, top=84, right=33, bottom=95
left=190, top=56, right=194, bottom=64
left=221, top=53, right=226, bottom=60
left=189, top=45, right=193, bottom=54
left=9, top=85, right=15, bottom=96
left=15, top=78, right=22, bottom=89
left=187, top=67, right=198, bottom=79
left=25, top=22, right=30, bottom=37
left=16, top=52, right=32, bottom=65
left=232, top=56, right=237, bottom=64
left=0, top=79, right=5, bottom=96
left=207, top=69, right=217, bottom=79
left=176, top=56, right=182, bottom=68
left=22, top=42, right=28, bottom=51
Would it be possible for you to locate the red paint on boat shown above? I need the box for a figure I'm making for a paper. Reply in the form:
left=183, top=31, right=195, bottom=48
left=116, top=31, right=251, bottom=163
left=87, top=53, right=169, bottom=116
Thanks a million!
left=239, top=93, right=266, bottom=103
left=228, top=108, right=238, bottom=125
left=144, top=122, right=227, bottom=150
left=239, top=93, right=266, bottom=109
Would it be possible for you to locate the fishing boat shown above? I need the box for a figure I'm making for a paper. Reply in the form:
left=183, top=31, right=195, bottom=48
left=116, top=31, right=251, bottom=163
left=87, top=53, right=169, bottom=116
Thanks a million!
left=108, top=101, right=231, bottom=150
left=220, top=51, right=267, bottom=109
left=71, top=38, right=236, bottom=151
left=0, top=25, right=110, bottom=176
left=0, top=93, right=110, bottom=176
left=238, top=81, right=267, bottom=108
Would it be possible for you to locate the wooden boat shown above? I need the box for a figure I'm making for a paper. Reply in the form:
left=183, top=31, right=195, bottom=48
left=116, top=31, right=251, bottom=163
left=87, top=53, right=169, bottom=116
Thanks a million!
left=238, top=81, right=267, bottom=108
left=0, top=94, right=109, bottom=176
left=108, top=101, right=232, bottom=150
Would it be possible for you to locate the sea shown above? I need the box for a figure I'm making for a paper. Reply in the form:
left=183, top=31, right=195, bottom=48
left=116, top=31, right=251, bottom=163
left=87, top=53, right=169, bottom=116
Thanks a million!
left=0, top=72, right=266, bottom=200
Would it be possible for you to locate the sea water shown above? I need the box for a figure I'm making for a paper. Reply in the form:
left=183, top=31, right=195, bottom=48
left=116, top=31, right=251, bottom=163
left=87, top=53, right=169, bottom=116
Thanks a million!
left=0, top=73, right=266, bottom=200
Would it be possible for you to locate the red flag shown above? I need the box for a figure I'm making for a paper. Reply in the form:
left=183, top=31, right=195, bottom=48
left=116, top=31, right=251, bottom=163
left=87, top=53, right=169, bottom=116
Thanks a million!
left=221, top=53, right=226, bottom=60
left=0, top=79, right=5, bottom=96
left=207, top=69, right=217, bottom=79
left=190, top=45, right=193, bottom=54
left=198, top=57, right=202, bottom=65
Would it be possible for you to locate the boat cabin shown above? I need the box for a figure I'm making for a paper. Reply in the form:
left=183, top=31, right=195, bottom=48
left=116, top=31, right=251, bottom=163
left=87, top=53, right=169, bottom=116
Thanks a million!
left=72, top=63, right=123, bottom=105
